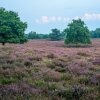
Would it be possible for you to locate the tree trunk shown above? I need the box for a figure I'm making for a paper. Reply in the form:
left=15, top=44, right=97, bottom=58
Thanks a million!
left=2, top=42, right=5, bottom=45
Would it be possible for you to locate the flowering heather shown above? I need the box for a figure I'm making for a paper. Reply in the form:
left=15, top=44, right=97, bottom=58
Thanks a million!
left=0, top=39, right=100, bottom=100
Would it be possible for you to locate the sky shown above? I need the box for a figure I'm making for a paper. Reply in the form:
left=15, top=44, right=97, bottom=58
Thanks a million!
left=0, top=0, right=100, bottom=34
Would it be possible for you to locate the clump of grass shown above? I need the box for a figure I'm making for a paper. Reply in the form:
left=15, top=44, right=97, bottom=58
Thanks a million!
left=90, top=74, right=100, bottom=85
left=57, top=85, right=85, bottom=100
left=42, top=58, right=55, bottom=69
left=77, top=76, right=90, bottom=85
left=0, top=77, right=17, bottom=85
left=92, top=58, right=100, bottom=66
left=24, top=60, right=33, bottom=67
left=47, top=83, right=58, bottom=91
left=55, top=67, right=66, bottom=73
left=61, top=74, right=72, bottom=81
left=34, top=80, right=46, bottom=89
left=77, top=52, right=90, bottom=57
left=32, top=55, right=42, bottom=61
left=67, top=59, right=93, bottom=75
left=34, top=79, right=58, bottom=91
left=95, top=85, right=100, bottom=92
left=53, top=58, right=66, bottom=68
left=45, top=53, right=56, bottom=59
left=43, top=71, right=61, bottom=82
left=1, top=46, right=13, bottom=52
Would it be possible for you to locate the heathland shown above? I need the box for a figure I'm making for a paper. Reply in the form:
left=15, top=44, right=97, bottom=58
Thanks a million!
left=0, top=39, right=100, bottom=100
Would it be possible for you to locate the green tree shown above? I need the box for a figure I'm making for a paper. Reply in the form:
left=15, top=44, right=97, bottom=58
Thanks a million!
left=64, top=19, right=91, bottom=44
left=91, top=28, right=100, bottom=38
left=0, top=7, right=27, bottom=45
left=28, top=31, right=38, bottom=39
left=49, top=28, right=62, bottom=41
left=28, top=31, right=49, bottom=39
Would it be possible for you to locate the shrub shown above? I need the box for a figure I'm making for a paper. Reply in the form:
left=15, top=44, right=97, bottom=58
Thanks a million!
left=61, top=74, right=72, bottom=81
left=34, top=80, right=46, bottom=89
left=90, top=74, right=100, bottom=85
left=78, top=76, right=90, bottom=85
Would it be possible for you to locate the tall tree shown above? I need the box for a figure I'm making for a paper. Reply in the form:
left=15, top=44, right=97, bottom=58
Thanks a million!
left=0, top=7, right=27, bottom=45
left=64, top=19, right=91, bottom=44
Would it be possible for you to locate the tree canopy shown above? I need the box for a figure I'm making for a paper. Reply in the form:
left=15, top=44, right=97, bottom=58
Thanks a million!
left=91, top=28, right=100, bottom=38
left=27, top=31, right=49, bottom=39
left=64, top=19, right=91, bottom=44
left=49, top=28, right=62, bottom=41
left=0, top=7, right=27, bottom=45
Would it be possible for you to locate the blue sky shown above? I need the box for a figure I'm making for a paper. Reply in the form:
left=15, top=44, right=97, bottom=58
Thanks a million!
left=0, top=0, right=100, bottom=34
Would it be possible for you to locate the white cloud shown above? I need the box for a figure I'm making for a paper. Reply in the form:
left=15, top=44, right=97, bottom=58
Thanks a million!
left=74, top=13, right=100, bottom=20
left=41, top=16, right=49, bottom=23
left=35, top=16, right=71, bottom=24
left=35, top=13, right=100, bottom=24
left=82, top=13, right=100, bottom=20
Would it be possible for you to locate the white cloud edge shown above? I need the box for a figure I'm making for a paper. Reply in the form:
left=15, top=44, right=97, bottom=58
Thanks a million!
left=35, top=13, right=100, bottom=24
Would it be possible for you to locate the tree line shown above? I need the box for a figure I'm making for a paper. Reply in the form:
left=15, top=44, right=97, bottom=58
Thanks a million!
left=27, top=27, right=100, bottom=41
left=0, top=8, right=100, bottom=45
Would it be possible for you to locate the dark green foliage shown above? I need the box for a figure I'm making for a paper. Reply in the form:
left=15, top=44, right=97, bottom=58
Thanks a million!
left=27, top=31, right=49, bottom=39
left=91, top=28, right=100, bottom=38
left=64, top=19, right=91, bottom=44
left=49, top=28, right=62, bottom=41
left=0, top=7, right=27, bottom=45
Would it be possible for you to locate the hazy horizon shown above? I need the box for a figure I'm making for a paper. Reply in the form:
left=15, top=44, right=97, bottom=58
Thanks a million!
left=0, top=0, right=100, bottom=34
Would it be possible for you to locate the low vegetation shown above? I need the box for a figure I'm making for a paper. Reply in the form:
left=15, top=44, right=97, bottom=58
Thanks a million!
left=0, top=39, right=100, bottom=100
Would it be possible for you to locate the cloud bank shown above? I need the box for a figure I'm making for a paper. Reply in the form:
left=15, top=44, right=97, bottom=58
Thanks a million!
left=35, top=16, right=70, bottom=24
left=36, top=13, right=100, bottom=24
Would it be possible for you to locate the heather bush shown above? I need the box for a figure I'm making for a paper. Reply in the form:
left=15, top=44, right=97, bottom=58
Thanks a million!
left=0, top=77, right=17, bottom=85
left=61, top=74, right=72, bottom=81
left=78, top=76, right=90, bottom=85
left=92, top=58, right=100, bottom=66
left=68, top=59, right=93, bottom=75
left=90, top=74, right=100, bottom=85
left=55, top=67, right=66, bottom=73
left=45, top=53, right=56, bottom=59
left=57, top=86, right=85, bottom=100
left=34, top=80, right=46, bottom=89
left=24, top=60, right=33, bottom=67
left=47, top=83, right=58, bottom=91
left=43, top=69, right=62, bottom=82
left=53, top=58, right=67, bottom=68
left=77, top=52, right=90, bottom=57
left=95, top=85, right=100, bottom=92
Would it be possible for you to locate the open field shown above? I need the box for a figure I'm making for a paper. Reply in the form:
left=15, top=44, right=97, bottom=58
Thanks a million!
left=0, top=39, right=100, bottom=100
